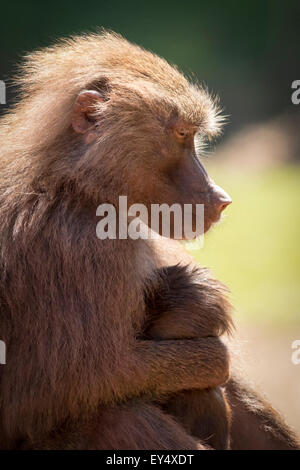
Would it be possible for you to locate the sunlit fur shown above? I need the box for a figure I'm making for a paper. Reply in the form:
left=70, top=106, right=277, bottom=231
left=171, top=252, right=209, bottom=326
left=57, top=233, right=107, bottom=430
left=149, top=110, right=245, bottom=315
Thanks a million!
left=0, top=31, right=298, bottom=450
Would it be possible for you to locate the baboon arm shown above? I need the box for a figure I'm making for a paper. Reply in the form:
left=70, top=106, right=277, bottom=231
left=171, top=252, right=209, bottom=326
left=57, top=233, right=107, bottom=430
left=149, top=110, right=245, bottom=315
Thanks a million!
left=128, top=337, right=229, bottom=397
left=226, top=377, right=300, bottom=450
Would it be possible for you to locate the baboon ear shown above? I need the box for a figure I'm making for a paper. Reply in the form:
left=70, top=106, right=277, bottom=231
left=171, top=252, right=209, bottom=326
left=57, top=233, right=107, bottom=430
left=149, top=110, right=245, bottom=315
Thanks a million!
left=72, top=90, right=104, bottom=142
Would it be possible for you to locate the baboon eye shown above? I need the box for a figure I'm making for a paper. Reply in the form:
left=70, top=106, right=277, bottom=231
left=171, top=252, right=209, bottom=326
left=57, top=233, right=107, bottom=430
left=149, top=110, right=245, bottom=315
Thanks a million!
left=173, top=125, right=198, bottom=144
left=173, top=128, right=188, bottom=143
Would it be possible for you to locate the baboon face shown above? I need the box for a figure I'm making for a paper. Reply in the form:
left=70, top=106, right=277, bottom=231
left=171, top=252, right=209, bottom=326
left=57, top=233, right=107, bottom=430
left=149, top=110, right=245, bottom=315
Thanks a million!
left=72, top=73, right=231, bottom=238
left=149, top=115, right=232, bottom=236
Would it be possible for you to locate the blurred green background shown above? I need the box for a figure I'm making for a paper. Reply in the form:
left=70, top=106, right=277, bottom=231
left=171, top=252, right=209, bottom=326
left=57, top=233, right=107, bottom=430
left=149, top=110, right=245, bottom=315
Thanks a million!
left=195, top=164, right=300, bottom=326
left=1, top=0, right=300, bottom=433
left=1, top=0, right=300, bottom=132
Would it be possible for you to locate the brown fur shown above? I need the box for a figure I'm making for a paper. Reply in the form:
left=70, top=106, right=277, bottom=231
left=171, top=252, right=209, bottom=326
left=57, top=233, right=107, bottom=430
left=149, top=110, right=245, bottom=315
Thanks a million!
left=21, top=400, right=208, bottom=450
left=143, top=264, right=232, bottom=449
left=227, top=378, right=300, bottom=450
left=0, top=31, right=298, bottom=450
left=0, top=31, right=229, bottom=449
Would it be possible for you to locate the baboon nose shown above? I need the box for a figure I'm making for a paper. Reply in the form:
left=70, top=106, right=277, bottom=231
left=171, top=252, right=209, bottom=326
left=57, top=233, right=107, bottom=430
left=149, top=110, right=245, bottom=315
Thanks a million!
left=218, top=198, right=232, bottom=212
left=212, top=185, right=232, bottom=213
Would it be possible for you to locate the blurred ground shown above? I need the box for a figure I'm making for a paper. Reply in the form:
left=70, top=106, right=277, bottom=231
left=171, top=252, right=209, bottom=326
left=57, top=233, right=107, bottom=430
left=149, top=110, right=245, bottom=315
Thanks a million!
left=188, top=115, right=300, bottom=435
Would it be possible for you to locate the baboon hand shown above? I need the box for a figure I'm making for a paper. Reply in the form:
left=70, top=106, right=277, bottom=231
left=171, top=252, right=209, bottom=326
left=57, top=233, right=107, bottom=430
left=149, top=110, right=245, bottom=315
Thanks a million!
left=144, top=265, right=232, bottom=340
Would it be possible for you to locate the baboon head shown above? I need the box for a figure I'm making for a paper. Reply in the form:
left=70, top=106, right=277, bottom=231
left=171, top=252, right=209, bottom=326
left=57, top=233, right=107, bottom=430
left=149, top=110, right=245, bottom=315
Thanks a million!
left=8, top=31, right=231, bottom=238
